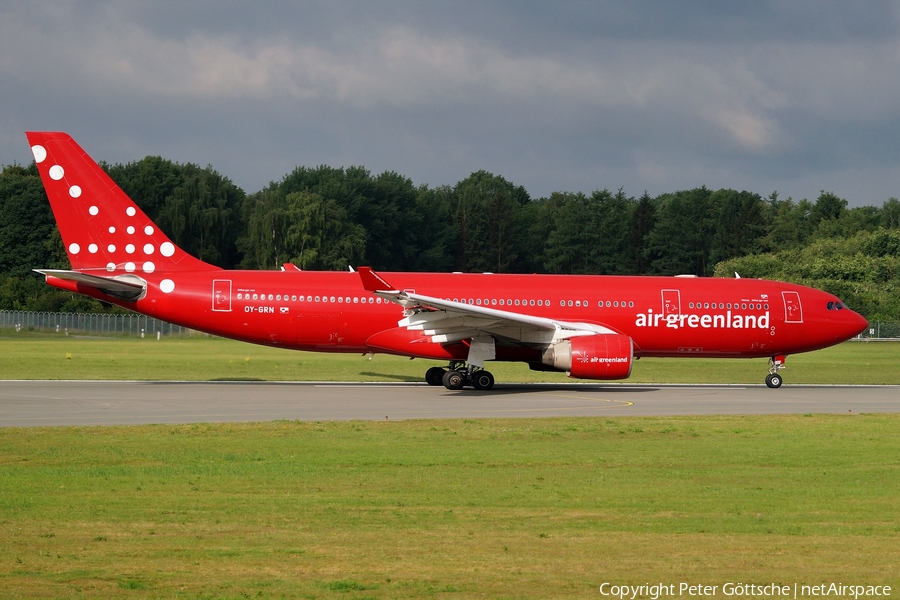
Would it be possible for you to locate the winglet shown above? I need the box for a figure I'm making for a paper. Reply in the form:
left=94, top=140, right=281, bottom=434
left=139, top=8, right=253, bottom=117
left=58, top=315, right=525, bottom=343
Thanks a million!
left=358, top=267, right=396, bottom=292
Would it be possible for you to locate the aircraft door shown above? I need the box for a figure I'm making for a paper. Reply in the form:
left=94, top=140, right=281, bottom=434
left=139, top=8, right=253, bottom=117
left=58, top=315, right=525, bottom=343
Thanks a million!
left=661, top=289, right=681, bottom=317
left=782, top=291, right=803, bottom=323
left=212, top=280, right=232, bottom=312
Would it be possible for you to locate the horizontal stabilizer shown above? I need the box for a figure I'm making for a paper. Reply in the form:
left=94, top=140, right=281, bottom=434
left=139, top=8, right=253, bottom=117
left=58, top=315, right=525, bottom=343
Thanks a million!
left=35, top=269, right=146, bottom=301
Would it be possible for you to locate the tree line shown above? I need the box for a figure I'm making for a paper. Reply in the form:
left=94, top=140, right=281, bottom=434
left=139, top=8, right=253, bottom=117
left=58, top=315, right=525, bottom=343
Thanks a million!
left=1, top=157, right=898, bottom=318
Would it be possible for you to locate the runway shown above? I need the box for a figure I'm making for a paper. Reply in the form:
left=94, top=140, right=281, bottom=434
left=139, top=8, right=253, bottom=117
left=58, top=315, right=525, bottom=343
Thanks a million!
left=1, top=381, right=897, bottom=426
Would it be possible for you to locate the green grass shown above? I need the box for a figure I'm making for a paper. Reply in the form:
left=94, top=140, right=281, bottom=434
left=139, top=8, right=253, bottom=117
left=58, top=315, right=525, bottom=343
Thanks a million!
left=1, top=329, right=898, bottom=383
left=1, top=416, right=898, bottom=597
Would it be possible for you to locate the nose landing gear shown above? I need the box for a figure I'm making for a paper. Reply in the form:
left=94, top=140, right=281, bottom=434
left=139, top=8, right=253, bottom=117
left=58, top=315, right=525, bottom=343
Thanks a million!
left=765, top=355, right=785, bottom=388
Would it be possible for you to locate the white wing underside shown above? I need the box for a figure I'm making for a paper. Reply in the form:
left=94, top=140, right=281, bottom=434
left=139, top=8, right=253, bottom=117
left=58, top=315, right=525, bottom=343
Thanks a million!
left=374, top=289, right=615, bottom=346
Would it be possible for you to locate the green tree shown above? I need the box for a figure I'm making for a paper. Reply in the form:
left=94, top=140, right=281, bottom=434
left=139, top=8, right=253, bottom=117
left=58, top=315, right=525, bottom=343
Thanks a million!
left=283, top=192, right=366, bottom=271
left=709, top=189, right=768, bottom=264
left=645, top=187, right=715, bottom=275
left=0, top=164, right=56, bottom=277
left=763, top=197, right=815, bottom=251
left=452, top=171, right=529, bottom=273
left=626, top=191, right=656, bottom=274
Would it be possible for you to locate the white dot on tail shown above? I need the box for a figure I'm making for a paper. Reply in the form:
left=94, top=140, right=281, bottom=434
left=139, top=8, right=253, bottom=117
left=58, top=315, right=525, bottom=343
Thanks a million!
left=49, top=165, right=64, bottom=180
left=160, top=279, right=175, bottom=293
left=108, top=226, right=116, bottom=234
left=160, top=242, right=175, bottom=257
left=126, top=207, right=136, bottom=217
left=125, top=244, right=135, bottom=254
left=143, top=262, right=155, bottom=273
left=127, top=226, right=135, bottom=234
left=143, top=244, right=155, bottom=255
left=144, top=225, right=154, bottom=235
left=106, top=263, right=115, bottom=272
left=69, top=186, right=82, bottom=198
left=107, top=244, right=116, bottom=253
left=125, top=262, right=136, bottom=272
left=89, top=206, right=99, bottom=216
left=68, top=243, right=80, bottom=254
left=89, top=244, right=98, bottom=253
left=31, top=145, right=47, bottom=163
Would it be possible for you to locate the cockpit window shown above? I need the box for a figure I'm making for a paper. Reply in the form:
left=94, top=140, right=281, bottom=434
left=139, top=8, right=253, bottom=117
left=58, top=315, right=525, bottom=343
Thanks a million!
left=836, top=302, right=843, bottom=310
left=827, top=301, right=834, bottom=310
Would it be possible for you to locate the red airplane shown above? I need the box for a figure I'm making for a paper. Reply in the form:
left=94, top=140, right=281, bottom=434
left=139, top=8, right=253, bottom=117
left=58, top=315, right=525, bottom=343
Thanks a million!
left=26, top=132, right=868, bottom=390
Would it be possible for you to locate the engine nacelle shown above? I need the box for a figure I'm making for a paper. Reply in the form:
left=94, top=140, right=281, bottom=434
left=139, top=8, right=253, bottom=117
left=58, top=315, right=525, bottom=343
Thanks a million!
left=541, top=334, right=633, bottom=380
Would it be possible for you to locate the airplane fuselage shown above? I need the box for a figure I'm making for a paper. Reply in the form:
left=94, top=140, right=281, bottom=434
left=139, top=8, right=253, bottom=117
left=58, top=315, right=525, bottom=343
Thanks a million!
left=46, top=268, right=864, bottom=362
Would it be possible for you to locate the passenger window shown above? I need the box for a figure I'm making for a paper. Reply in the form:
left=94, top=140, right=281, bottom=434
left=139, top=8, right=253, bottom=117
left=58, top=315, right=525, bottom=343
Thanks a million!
left=530, top=299, right=535, bottom=306
left=629, top=301, right=634, bottom=308
left=613, top=301, right=618, bottom=307
left=567, top=300, right=573, bottom=307
left=499, top=299, right=504, bottom=305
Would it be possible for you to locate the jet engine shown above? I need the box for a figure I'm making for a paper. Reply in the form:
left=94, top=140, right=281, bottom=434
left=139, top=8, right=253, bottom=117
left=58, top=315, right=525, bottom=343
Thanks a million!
left=541, top=334, right=633, bottom=380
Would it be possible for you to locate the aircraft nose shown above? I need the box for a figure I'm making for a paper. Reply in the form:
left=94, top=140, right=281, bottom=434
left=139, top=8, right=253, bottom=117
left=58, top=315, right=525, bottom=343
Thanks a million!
left=851, top=311, right=869, bottom=337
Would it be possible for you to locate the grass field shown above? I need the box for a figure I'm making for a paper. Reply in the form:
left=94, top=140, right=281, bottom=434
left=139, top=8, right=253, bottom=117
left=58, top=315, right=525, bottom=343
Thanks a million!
left=2, top=332, right=898, bottom=598
left=1, top=415, right=899, bottom=598
left=1, top=330, right=898, bottom=384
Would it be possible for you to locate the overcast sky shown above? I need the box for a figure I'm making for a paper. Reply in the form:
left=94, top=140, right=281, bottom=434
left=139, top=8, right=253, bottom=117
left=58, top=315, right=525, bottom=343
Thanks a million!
left=1, top=1, right=898, bottom=206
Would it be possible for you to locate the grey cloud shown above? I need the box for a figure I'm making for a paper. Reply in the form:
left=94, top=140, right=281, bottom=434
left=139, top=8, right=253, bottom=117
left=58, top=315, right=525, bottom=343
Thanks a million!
left=1, top=1, right=898, bottom=207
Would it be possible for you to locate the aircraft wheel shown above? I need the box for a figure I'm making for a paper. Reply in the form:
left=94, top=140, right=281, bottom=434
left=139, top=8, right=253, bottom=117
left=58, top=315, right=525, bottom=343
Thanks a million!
left=471, top=370, right=495, bottom=391
left=765, top=373, right=783, bottom=388
left=425, top=366, right=446, bottom=386
left=442, top=370, right=465, bottom=390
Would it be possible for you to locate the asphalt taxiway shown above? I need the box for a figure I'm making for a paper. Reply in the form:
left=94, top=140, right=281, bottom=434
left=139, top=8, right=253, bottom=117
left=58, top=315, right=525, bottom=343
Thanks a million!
left=1, top=381, right=897, bottom=426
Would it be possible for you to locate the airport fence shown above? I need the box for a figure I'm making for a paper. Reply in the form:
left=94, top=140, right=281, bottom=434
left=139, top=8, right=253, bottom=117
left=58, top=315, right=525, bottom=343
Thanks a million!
left=855, top=320, right=900, bottom=340
left=0, top=310, right=194, bottom=337
left=2, top=310, right=899, bottom=340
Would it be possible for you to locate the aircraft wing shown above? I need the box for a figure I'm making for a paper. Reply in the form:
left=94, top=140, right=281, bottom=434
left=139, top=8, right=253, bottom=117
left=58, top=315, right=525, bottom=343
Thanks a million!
left=35, top=269, right=146, bottom=301
left=358, top=267, right=615, bottom=345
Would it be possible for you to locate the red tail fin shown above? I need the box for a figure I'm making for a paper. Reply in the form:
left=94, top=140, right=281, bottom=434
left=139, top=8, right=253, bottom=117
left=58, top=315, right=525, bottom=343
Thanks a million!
left=26, top=132, right=218, bottom=274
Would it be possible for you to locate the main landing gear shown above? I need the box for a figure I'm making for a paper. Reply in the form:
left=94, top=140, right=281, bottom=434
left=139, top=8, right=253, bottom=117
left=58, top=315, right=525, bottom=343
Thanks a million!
left=765, top=355, right=786, bottom=388
left=425, top=362, right=495, bottom=391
